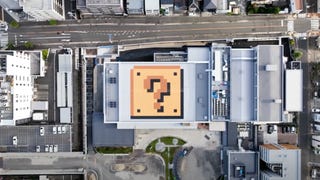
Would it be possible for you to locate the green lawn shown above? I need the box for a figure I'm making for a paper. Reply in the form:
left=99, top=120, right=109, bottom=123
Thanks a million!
left=146, top=136, right=186, bottom=180
left=96, top=147, right=133, bottom=154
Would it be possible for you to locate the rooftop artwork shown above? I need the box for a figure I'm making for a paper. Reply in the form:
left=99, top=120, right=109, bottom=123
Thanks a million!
left=130, top=66, right=183, bottom=119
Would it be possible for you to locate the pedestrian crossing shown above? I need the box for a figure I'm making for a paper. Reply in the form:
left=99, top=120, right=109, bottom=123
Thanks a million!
left=311, top=19, right=319, bottom=30
left=87, top=29, right=160, bottom=38
left=287, top=20, right=294, bottom=32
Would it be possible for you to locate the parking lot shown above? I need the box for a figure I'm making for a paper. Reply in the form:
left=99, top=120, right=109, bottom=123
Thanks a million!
left=0, top=125, right=72, bottom=152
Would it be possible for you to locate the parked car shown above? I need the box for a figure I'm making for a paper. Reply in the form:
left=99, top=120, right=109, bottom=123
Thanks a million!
left=53, top=126, right=57, bottom=134
left=312, top=108, right=320, bottom=113
left=40, top=127, right=45, bottom=136
left=54, top=145, right=58, bottom=152
left=45, top=145, right=49, bottom=152
left=12, top=136, right=18, bottom=145
left=58, top=126, right=62, bottom=134
left=291, top=126, right=296, bottom=133
left=36, top=145, right=40, bottom=152
left=62, top=126, right=66, bottom=134
left=311, top=168, right=317, bottom=178
left=314, top=148, right=320, bottom=155
left=49, top=145, right=53, bottom=152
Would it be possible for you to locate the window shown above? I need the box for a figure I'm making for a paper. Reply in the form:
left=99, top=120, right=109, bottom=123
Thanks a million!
left=108, top=77, right=117, bottom=84
left=108, top=101, right=117, bottom=108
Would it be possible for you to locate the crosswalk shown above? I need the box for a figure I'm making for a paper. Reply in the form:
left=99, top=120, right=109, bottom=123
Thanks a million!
left=287, top=20, right=294, bottom=32
left=311, top=19, right=319, bottom=30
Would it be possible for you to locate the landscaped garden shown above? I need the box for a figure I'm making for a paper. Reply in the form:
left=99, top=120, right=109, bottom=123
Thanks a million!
left=146, top=136, right=186, bottom=180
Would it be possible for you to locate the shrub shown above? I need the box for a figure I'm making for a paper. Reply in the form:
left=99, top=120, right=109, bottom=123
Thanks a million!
left=48, top=19, right=57, bottom=25
left=10, top=21, right=19, bottom=28
left=42, top=49, right=49, bottom=60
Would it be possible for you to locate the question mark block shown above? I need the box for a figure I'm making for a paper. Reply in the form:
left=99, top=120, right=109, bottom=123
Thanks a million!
left=130, top=66, right=183, bottom=119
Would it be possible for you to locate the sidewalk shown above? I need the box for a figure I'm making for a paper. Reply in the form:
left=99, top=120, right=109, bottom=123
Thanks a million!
left=133, top=129, right=221, bottom=150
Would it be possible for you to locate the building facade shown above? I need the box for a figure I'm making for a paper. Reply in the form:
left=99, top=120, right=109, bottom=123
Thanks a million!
left=260, top=144, right=301, bottom=180
left=19, top=0, right=65, bottom=21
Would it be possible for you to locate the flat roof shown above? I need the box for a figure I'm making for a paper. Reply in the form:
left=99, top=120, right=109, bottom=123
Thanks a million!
left=130, top=65, right=183, bottom=119
left=285, top=69, right=303, bottom=112
left=257, top=45, right=283, bottom=122
left=60, top=107, right=71, bottom=123
left=230, top=49, right=256, bottom=122
left=58, top=54, right=72, bottom=72
left=104, top=62, right=209, bottom=124
left=92, top=112, right=134, bottom=147
left=227, top=151, right=259, bottom=180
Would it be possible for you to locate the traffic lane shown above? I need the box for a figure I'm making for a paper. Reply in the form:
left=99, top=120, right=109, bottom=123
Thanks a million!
left=12, top=18, right=284, bottom=33
left=33, top=31, right=286, bottom=49
left=2, top=157, right=85, bottom=170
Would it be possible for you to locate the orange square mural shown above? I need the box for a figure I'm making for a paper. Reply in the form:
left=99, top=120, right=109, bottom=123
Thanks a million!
left=130, top=66, right=183, bottom=119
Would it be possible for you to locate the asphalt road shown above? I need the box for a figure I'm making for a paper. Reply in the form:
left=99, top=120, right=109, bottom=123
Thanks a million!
left=6, top=16, right=296, bottom=48
left=0, top=152, right=165, bottom=180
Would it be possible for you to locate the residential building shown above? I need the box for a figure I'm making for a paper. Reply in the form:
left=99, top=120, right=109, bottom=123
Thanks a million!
left=78, top=0, right=124, bottom=17
left=160, top=0, right=174, bottom=15
left=145, top=0, right=159, bottom=15
left=19, top=0, right=65, bottom=21
left=127, top=0, right=144, bottom=15
left=260, top=144, right=301, bottom=180
left=0, top=51, right=33, bottom=125
left=290, top=0, right=302, bottom=14
left=226, top=150, right=260, bottom=180
left=174, top=0, right=187, bottom=14
left=203, top=0, right=228, bottom=13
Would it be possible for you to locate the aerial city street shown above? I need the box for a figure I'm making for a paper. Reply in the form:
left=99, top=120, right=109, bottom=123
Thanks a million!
left=0, top=0, right=319, bottom=179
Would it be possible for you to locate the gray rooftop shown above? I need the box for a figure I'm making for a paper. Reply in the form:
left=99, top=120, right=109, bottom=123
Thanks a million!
left=127, top=0, right=144, bottom=14
left=256, top=45, right=283, bottom=122
left=230, top=45, right=283, bottom=123
left=92, top=112, right=134, bottom=147
left=86, top=0, right=120, bottom=5
left=227, top=151, right=259, bottom=180
left=230, top=49, right=256, bottom=122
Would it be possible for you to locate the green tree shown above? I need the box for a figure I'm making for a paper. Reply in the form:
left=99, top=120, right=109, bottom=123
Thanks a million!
left=42, top=49, right=49, bottom=60
left=48, top=19, right=57, bottom=25
left=24, top=41, right=34, bottom=49
left=6, top=42, right=15, bottom=50
left=9, top=21, right=19, bottom=28
left=289, top=39, right=295, bottom=46
left=293, top=50, right=303, bottom=60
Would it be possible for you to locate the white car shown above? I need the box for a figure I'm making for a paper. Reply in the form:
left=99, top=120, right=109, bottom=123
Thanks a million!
left=62, top=126, right=66, bottom=133
left=12, top=136, right=18, bottom=145
left=45, top=145, right=49, bottom=152
left=312, top=108, right=320, bottom=113
left=58, top=126, right=62, bottom=134
left=40, top=127, right=45, bottom=136
left=49, top=145, right=53, bottom=152
left=36, top=145, right=40, bottom=152
left=54, top=145, right=58, bottom=152
left=53, top=126, right=57, bottom=134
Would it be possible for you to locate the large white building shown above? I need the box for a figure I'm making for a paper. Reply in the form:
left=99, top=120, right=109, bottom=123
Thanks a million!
left=260, top=144, right=301, bottom=180
left=0, top=51, right=33, bottom=125
left=19, top=0, right=65, bottom=21
left=96, top=44, right=302, bottom=129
